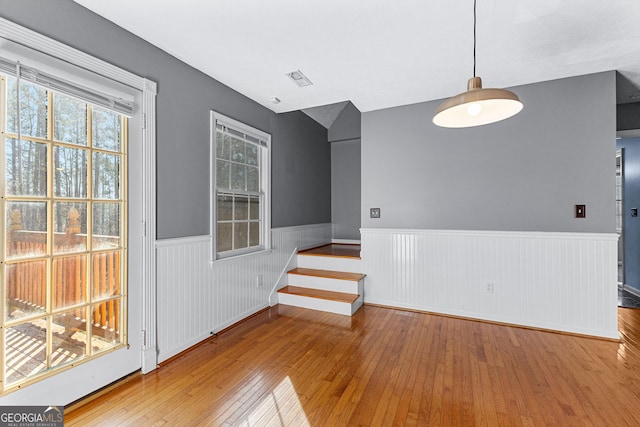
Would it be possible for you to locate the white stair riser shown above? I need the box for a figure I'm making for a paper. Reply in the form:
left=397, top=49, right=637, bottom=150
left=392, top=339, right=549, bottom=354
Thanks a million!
left=278, top=293, right=363, bottom=316
left=297, top=255, right=363, bottom=274
left=287, top=275, right=363, bottom=294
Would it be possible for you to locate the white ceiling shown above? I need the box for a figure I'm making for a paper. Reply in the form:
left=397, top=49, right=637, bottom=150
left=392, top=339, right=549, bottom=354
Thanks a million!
left=73, top=0, right=640, bottom=114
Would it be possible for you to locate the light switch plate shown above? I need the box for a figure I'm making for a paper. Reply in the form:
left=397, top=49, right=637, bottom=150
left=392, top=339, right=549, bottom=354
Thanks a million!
left=370, top=208, right=381, bottom=218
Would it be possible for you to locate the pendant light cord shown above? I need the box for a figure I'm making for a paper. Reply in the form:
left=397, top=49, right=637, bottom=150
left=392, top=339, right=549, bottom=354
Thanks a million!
left=473, top=0, right=477, bottom=77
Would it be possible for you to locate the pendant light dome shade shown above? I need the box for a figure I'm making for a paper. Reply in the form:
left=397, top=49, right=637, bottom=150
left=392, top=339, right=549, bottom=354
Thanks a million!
left=433, top=77, right=523, bottom=128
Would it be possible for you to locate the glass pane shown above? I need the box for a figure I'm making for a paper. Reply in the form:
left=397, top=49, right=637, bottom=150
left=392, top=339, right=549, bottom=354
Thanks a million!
left=249, top=222, right=260, bottom=247
left=5, top=201, right=47, bottom=259
left=7, top=77, right=48, bottom=139
left=246, top=144, right=258, bottom=166
left=93, top=152, right=120, bottom=199
left=247, top=166, right=259, bottom=192
left=54, top=146, right=88, bottom=198
left=5, top=321, right=47, bottom=386
left=234, top=222, right=248, bottom=250
left=92, top=107, right=121, bottom=151
left=231, top=163, right=245, bottom=191
left=93, top=203, right=121, bottom=249
left=54, top=202, right=87, bottom=253
left=234, top=196, right=248, bottom=220
left=93, top=252, right=121, bottom=300
left=5, top=260, right=47, bottom=321
left=249, top=196, right=260, bottom=220
left=91, top=300, right=121, bottom=349
left=54, top=93, right=87, bottom=145
left=231, top=138, right=245, bottom=163
left=53, top=255, right=87, bottom=309
left=217, top=222, right=232, bottom=253
left=52, top=309, right=87, bottom=368
left=217, top=194, right=233, bottom=221
left=5, top=138, right=48, bottom=197
left=216, top=132, right=230, bottom=160
left=216, top=160, right=230, bottom=190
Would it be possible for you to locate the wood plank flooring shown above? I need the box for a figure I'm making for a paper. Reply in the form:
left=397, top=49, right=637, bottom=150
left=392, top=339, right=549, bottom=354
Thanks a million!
left=66, top=305, right=640, bottom=426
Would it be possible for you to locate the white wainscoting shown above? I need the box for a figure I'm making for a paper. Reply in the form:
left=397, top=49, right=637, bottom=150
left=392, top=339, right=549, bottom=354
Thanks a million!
left=156, top=224, right=331, bottom=363
left=361, top=228, right=619, bottom=339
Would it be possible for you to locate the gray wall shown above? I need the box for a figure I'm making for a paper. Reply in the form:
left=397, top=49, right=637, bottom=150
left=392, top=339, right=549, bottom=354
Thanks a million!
left=618, top=103, right=640, bottom=131
left=271, top=112, right=331, bottom=228
left=617, top=138, right=640, bottom=291
left=331, top=141, right=361, bottom=239
left=328, top=102, right=361, bottom=142
left=0, top=0, right=331, bottom=238
left=362, top=72, right=617, bottom=233
left=328, top=102, right=362, bottom=239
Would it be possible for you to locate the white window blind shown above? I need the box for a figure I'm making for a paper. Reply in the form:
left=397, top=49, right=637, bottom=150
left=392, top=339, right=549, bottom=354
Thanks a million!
left=0, top=37, right=136, bottom=117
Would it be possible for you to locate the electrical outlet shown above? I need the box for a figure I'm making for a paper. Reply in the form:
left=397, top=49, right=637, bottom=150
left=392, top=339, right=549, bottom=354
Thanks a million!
left=256, top=274, right=263, bottom=287
left=485, top=282, right=494, bottom=294
left=370, top=208, right=381, bottom=218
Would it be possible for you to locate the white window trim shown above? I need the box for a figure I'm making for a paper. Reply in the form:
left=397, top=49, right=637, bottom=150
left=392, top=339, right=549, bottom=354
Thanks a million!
left=210, top=111, right=271, bottom=263
left=0, top=17, right=158, bottom=404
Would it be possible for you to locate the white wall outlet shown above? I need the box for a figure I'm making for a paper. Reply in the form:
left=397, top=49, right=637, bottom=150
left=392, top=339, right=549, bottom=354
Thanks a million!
left=485, top=282, right=494, bottom=294
left=256, top=274, right=263, bottom=287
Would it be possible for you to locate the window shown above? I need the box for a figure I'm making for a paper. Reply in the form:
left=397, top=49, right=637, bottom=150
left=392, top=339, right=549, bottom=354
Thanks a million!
left=0, top=73, right=127, bottom=393
left=211, top=112, right=270, bottom=260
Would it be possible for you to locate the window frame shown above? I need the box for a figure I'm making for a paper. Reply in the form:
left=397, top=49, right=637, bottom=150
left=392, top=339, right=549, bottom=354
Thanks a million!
left=210, top=111, right=271, bottom=262
left=0, top=71, right=128, bottom=394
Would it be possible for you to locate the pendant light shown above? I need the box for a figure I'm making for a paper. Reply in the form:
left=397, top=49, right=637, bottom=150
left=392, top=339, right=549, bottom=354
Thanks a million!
left=433, top=0, right=523, bottom=128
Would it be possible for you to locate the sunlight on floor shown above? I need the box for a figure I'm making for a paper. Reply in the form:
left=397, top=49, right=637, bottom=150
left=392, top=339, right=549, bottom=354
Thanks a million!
left=236, top=376, right=310, bottom=427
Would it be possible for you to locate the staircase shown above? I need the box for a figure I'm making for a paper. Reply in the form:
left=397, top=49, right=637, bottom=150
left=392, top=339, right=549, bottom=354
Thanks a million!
left=277, top=244, right=365, bottom=316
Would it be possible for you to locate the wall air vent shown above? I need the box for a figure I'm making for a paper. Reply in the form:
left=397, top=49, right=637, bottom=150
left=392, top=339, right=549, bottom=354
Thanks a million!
left=286, top=70, right=313, bottom=87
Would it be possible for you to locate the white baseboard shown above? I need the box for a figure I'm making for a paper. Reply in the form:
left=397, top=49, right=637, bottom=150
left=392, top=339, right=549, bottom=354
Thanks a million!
left=331, top=239, right=361, bottom=244
left=623, top=285, right=640, bottom=298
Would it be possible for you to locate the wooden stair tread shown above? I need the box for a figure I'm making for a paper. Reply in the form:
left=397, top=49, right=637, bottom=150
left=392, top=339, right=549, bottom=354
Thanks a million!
left=298, top=243, right=361, bottom=259
left=288, top=267, right=365, bottom=281
left=278, top=286, right=360, bottom=304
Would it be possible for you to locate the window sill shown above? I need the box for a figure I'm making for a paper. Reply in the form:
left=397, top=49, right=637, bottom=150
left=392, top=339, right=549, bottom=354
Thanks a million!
left=210, top=248, right=272, bottom=265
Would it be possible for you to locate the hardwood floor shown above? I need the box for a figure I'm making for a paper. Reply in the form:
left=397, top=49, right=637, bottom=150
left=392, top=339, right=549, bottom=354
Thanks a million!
left=66, top=305, right=640, bottom=426
left=298, top=244, right=361, bottom=258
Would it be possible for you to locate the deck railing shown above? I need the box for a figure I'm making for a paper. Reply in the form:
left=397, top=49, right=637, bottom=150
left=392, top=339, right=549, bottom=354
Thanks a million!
left=6, top=208, right=121, bottom=340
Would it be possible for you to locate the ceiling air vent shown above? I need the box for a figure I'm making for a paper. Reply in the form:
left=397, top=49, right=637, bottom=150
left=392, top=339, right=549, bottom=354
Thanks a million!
left=286, top=70, right=313, bottom=87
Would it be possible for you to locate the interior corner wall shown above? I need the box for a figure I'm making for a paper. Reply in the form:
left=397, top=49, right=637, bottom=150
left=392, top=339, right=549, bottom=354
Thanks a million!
left=617, top=138, right=640, bottom=292
left=362, top=72, right=617, bottom=233
left=328, top=102, right=362, bottom=240
left=328, top=102, right=361, bottom=142
left=271, top=112, right=331, bottom=228
left=331, top=140, right=361, bottom=240
left=0, top=0, right=330, bottom=239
